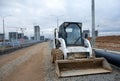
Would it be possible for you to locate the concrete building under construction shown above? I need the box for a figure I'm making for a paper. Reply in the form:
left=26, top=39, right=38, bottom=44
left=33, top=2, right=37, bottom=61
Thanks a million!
left=18, top=33, right=24, bottom=39
left=34, top=25, right=40, bottom=41
left=0, top=33, right=4, bottom=41
left=9, top=32, right=18, bottom=41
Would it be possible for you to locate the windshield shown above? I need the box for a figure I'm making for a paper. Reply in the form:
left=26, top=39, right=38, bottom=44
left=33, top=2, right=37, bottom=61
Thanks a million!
left=65, top=24, right=82, bottom=45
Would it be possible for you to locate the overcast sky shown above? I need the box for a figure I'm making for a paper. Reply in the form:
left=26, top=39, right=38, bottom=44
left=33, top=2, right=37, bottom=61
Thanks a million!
left=0, top=0, right=120, bottom=38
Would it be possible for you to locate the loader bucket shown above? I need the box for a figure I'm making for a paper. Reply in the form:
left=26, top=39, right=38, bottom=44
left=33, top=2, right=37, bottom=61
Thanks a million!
left=55, top=57, right=112, bottom=77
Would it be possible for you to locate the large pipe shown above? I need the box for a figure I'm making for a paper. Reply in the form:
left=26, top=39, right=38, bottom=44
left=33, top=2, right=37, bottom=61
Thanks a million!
left=95, top=50, right=120, bottom=67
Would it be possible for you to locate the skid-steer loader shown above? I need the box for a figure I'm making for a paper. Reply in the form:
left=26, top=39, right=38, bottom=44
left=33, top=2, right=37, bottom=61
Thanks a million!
left=51, top=22, right=112, bottom=77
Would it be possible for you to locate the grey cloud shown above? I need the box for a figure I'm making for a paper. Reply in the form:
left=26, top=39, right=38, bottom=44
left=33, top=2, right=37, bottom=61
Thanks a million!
left=0, top=0, right=120, bottom=38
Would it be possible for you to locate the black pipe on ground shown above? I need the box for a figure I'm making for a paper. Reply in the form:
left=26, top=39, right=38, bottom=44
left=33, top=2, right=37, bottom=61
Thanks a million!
left=95, top=50, right=120, bottom=67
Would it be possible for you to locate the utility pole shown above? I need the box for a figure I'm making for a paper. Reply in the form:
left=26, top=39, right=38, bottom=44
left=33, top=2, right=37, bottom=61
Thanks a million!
left=57, top=17, right=59, bottom=28
left=2, top=15, right=11, bottom=50
left=91, top=0, right=96, bottom=48
left=3, top=18, right=5, bottom=46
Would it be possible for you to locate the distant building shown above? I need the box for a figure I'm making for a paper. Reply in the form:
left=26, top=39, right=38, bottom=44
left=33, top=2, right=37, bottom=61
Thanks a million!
left=9, top=32, right=18, bottom=41
left=40, top=36, right=44, bottom=41
left=95, top=30, right=98, bottom=37
left=83, top=30, right=90, bottom=37
left=18, top=33, right=24, bottom=39
left=31, top=36, right=34, bottom=40
left=0, top=33, right=4, bottom=41
left=24, top=36, right=29, bottom=40
left=45, top=38, right=50, bottom=41
left=34, top=25, right=40, bottom=40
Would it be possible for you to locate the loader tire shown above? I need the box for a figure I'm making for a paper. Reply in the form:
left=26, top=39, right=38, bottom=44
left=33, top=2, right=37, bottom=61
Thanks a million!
left=51, top=49, right=56, bottom=63
left=51, top=49, right=64, bottom=63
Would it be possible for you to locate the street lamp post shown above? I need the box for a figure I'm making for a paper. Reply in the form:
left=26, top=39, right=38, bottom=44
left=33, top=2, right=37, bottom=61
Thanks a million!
left=51, top=15, right=64, bottom=28
left=2, top=15, right=11, bottom=48
left=91, top=0, right=96, bottom=48
left=2, top=18, right=5, bottom=46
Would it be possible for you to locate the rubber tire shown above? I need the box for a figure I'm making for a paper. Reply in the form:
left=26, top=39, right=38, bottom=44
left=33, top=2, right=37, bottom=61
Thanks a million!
left=51, top=49, right=56, bottom=63
left=51, top=49, right=64, bottom=63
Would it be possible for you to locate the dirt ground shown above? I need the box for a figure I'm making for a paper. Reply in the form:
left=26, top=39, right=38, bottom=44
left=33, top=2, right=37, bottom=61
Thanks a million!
left=1, top=41, right=120, bottom=81
left=0, top=44, right=39, bottom=67
left=2, top=42, right=46, bottom=81
left=90, top=36, right=120, bottom=51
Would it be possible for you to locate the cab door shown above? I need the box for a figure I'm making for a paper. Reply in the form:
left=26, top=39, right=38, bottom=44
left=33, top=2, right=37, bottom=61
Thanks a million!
left=65, top=23, right=83, bottom=46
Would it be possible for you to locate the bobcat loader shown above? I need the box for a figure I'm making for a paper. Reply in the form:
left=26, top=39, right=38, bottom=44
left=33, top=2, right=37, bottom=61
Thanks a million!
left=51, top=22, right=112, bottom=77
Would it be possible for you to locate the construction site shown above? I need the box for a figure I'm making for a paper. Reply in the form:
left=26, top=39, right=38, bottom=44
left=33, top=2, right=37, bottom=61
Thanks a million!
left=0, top=21, right=120, bottom=81
left=0, top=39, right=120, bottom=81
left=0, top=0, right=120, bottom=81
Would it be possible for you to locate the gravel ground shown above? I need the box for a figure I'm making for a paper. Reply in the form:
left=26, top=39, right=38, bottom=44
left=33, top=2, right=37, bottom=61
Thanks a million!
left=45, top=41, right=120, bottom=81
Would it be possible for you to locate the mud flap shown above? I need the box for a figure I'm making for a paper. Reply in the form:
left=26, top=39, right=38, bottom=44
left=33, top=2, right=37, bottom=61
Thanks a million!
left=55, top=57, right=112, bottom=77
